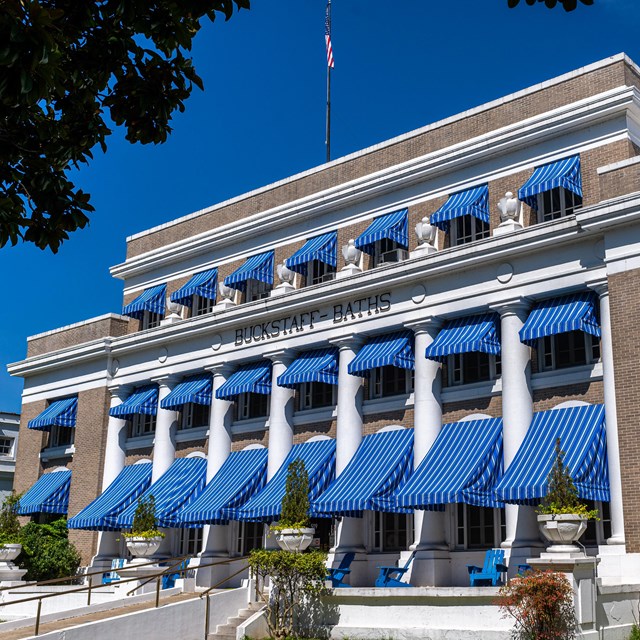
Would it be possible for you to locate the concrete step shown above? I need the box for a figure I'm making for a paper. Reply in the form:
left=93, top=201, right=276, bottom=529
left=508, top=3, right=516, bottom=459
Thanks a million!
left=208, top=634, right=235, bottom=640
left=215, top=623, right=238, bottom=635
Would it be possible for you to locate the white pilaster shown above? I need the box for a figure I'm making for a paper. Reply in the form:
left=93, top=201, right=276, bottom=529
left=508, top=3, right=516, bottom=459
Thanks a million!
left=151, top=376, right=179, bottom=483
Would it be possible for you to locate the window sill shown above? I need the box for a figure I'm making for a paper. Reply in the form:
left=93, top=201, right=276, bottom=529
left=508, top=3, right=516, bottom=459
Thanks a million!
left=362, top=393, right=413, bottom=416
left=40, top=445, right=75, bottom=462
left=531, top=362, right=602, bottom=389
left=125, top=434, right=155, bottom=451
left=231, top=417, right=268, bottom=435
left=175, top=426, right=209, bottom=443
left=441, top=379, right=502, bottom=404
left=293, top=406, right=337, bottom=426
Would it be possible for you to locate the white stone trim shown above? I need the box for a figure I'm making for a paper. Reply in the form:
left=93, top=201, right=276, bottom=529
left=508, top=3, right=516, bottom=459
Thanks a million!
left=175, top=426, right=208, bottom=443
left=39, top=445, right=75, bottom=462
left=27, top=314, right=131, bottom=341
left=597, top=155, right=640, bottom=175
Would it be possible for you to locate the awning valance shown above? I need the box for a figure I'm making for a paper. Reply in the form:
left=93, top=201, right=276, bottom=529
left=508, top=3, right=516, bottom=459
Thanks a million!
left=354, top=209, right=408, bottom=255
left=170, top=269, right=218, bottom=307
left=519, top=292, right=600, bottom=346
left=277, top=348, right=339, bottom=389
left=28, top=397, right=78, bottom=431
left=160, top=374, right=213, bottom=410
left=122, top=284, right=166, bottom=319
left=518, top=155, right=582, bottom=209
left=115, top=457, right=207, bottom=529
left=494, top=404, right=609, bottom=505
left=16, top=470, right=71, bottom=515
left=215, top=362, right=272, bottom=400
left=347, top=331, right=414, bottom=377
left=236, top=439, right=336, bottom=522
left=430, top=185, right=489, bottom=231
left=425, top=313, right=501, bottom=362
left=313, top=428, right=414, bottom=516
left=176, top=448, right=269, bottom=527
left=395, top=418, right=503, bottom=509
left=109, top=385, right=158, bottom=418
left=68, top=463, right=152, bottom=531
left=285, top=232, right=337, bottom=275
left=223, top=251, right=274, bottom=291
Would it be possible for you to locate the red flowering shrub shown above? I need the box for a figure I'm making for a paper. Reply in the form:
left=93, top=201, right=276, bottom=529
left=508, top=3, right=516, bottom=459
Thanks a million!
left=497, top=570, right=576, bottom=640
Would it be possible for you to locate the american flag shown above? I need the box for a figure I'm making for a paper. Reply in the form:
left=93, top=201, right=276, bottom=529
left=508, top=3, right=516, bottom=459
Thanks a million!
left=325, top=0, right=334, bottom=68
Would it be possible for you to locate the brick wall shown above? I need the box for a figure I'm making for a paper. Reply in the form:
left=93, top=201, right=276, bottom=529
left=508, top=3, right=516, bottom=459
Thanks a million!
left=175, top=440, right=207, bottom=457
left=293, top=420, right=335, bottom=443
left=443, top=395, right=502, bottom=424
left=13, top=402, right=47, bottom=499
left=125, top=449, right=153, bottom=465
left=599, top=158, right=640, bottom=201
left=231, top=430, right=268, bottom=451
left=532, top=380, right=604, bottom=411
left=363, top=408, right=413, bottom=435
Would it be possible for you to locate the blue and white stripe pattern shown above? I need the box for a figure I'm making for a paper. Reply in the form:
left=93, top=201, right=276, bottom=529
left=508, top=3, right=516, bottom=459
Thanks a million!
left=519, top=292, right=600, bottom=346
left=285, top=232, right=337, bottom=275
left=224, top=251, right=275, bottom=291
left=68, top=462, right=152, bottom=531
left=176, top=448, right=269, bottom=526
left=122, top=284, right=167, bottom=319
left=354, top=209, right=408, bottom=255
left=429, top=185, right=490, bottom=231
left=425, top=313, right=501, bottom=362
left=277, top=347, right=339, bottom=389
left=160, top=374, right=213, bottom=410
left=395, top=418, right=503, bottom=509
left=494, top=404, right=609, bottom=504
left=16, top=470, right=72, bottom=515
left=236, top=439, right=336, bottom=522
left=170, top=269, right=218, bottom=307
left=109, top=385, right=158, bottom=417
left=115, top=457, right=207, bottom=529
left=215, top=362, right=272, bottom=400
left=313, top=428, right=414, bottom=516
left=518, top=155, right=582, bottom=209
left=347, top=331, right=414, bottom=376
left=28, top=397, right=78, bottom=431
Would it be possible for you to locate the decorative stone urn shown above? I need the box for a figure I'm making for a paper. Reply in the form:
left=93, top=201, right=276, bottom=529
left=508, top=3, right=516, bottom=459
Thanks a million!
left=0, top=544, right=27, bottom=582
left=125, top=536, right=163, bottom=562
left=537, top=514, right=588, bottom=554
left=272, top=261, right=296, bottom=296
left=494, top=191, right=523, bottom=237
left=216, top=282, right=236, bottom=310
left=337, top=240, right=362, bottom=279
left=411, top=217, right=438, bottom=258
left=161, top=298, right=182, bottom=325
left=275, top=527, right=316, bottom=553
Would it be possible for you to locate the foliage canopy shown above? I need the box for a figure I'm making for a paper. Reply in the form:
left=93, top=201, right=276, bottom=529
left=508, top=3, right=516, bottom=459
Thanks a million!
left=277, top=458, right=311, bottom=530
left=128, top=494, right=163, bottom=537
left=0, top=493, right=22, bottom=544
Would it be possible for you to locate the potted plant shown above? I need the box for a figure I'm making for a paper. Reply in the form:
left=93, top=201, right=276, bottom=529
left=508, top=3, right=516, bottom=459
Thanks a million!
left=0, top=493, right=23, bottom=564
left=536, top=438, right=598, bottom=553
left=272, top=459, right=315, bottom=552
left=123, top=495, right=164, bottom=561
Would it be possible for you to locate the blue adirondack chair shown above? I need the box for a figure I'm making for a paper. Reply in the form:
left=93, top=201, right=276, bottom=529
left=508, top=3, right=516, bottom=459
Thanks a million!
left=517, top=563, right=532, bottom=576
left=102, top=558, right=125, bottom=585
left=327, top=552, right=355, bottom=588
left=161, top=559, right=190, bottom=590
left=466, top=549, right=508, bottom=586
left=375, top=551, right=415, bottom=588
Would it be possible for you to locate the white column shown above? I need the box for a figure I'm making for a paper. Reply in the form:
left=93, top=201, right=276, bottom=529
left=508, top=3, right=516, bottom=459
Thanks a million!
left=493, top=299, right=539, bottom=549
left=407, top=319, right=447, bottom=550
left=330, top=335, right=365, bottom=552
left=151, top=376, right=179, bottom=483
left=590, top=281, right=625, bottom=546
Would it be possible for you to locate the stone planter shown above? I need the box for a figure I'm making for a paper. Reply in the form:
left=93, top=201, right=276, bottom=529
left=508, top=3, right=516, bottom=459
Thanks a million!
left=0, top=543, right=27, bottom=582
left=125, top=536, right=163, bottom=561
left=537, top=514, right=588, bottom=554
left=275, top=527, right=315, bottom=553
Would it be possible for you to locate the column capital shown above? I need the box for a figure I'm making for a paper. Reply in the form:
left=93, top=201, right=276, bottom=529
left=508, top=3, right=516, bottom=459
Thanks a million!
left=489, top=296, right=531, bottom=317
left=263, top=348, right=296, bottom=366
left=150, top=373, right=181, bottom=389
left=204, top=363, right=234, bottom=378
left=328, top=333, right=365, bottom=350
left=107, top=383, right=132, bottom=401
left=405, top=317, right=442, bottom=334
left=587, top=278, right=609, bottom=299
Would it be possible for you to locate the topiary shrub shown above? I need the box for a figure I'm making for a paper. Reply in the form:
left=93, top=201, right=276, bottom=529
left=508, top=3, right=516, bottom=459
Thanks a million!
left=0, top=493, right=22, bottom=544
left=274, top=458, right=310, bottom=531
left=125, top=495, right=163, bottom=538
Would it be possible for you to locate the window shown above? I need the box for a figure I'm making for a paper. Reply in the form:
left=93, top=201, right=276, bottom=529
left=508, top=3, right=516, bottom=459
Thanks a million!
left=142, top=310, right=162, bottom=330
left=307, top=260, right=335, bottom=285
left=373, top=238, right=408, bottom=267
left=539, top=331, right=600, bottom=372
left=450, top=215, right=490, bottom=246
left=47, top=425, right=74, bottom=449
left=537, top=187, right=582, bottom=222
left=299, top=382, right=336, bottom=410
left=179, top=403, right=210, bottom=430
left=191, top=294, right=215, bottom=317
left=0, top=438, right=13, bottom=456
left=237, top=521, right=264, bottom=556
left=179, top=527, right=203, bottom=556
left=370, top=366, right=414, bottom=399
left=372, top=513, right=411, bottom=552
left=245, top=279, right=271, bottom=302
left=235, top=393, right=269, bottom=421
left=446, top=353, right=501, bottom=387
left=128, top=413, right=157, bottom=438
left=455, top=504, right=505, bottom=550
left=582, top=501, right=611, bottom=547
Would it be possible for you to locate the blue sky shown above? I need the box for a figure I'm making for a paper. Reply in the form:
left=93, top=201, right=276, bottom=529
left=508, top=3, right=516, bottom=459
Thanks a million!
left=1, top=0, right=639, bottom=412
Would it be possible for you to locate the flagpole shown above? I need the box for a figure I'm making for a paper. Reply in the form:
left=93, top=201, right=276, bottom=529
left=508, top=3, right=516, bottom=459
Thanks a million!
left=325, top=0, right=333, bottom=164
left=326, top=63, right=331, bottom=164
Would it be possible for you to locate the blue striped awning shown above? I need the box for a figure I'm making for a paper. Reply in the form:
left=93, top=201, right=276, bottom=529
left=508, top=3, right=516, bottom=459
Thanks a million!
left=354, top=209, right=408, bottom=255
left=224, top=251, right=274, bottom=291
left=277, top=348, right=339, bottom=389
left=395, top=418, right=503, bottom=509
left=109, top=385, right=158, bottom=418
left=28, top=397, right=78, bottom=431
left=170, top=269, right=218, bottom=307
left=495, top=404, right=609, bottom=505
left=122, top=284, right=167, bottom=319
left=215, top=362, right=272, bottom=400
left=425, top=313, right=501, bottom=362
left=68, top=463, right=152, bottom=531
left=176, top=448, right=269, bottom=526
left=348, top=331, right=414, bottom=376
left=519, top=292, right=600, bottom=346
left=430, top=185, right=490, bottom=231
left=160, top=374, right=213, bottom=410
left=236, top=439, right=336, bottom=522
left=16, top=470, right=72, bottom=515
left=115, top=457, right=207, bottom=529
left=285, top=232, right=337, bottom=275
left=313, top=428, right=414, bottom=516
left=518, top=155, right=582, bottom=209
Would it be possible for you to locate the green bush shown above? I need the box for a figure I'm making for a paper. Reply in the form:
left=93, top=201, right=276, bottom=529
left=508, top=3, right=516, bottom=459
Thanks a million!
left=0, top=493, right=22, bottom=544
left=275, top=459, right=310, bottom=530
left=19, top=518, right=81, bottom=582
left=628, top=623, right=640, bottom=640
left=126, top=495, right=163, bottom=538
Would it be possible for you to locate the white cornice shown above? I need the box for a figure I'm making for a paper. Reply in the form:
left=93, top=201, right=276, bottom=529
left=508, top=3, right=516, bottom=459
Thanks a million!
left=110, top=86, right=638, bottom=282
